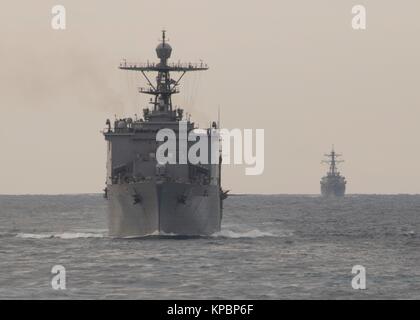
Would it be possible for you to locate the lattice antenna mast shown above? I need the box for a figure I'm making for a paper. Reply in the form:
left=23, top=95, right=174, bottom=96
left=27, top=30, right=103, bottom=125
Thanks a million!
left=322, top=145, right=344, bottom=175
left=119, top=30, right=208, bottom=120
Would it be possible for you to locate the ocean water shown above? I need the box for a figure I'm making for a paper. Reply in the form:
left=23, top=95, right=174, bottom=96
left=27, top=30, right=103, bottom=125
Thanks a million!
left=0, top=194, right=418, bottom=299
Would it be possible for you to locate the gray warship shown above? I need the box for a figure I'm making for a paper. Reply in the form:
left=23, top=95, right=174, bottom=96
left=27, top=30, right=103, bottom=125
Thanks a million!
left=103, top=31, right=226, bottom=237
left=320, top=147, right=346, bottom=197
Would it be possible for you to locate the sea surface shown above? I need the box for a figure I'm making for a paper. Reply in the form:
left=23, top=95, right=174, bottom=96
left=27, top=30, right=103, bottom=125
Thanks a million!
left=0, top=194, right=418, bottom=299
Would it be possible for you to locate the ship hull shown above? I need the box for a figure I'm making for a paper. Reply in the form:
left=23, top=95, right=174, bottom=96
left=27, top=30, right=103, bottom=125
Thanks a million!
left=107, top=181, right=221, bottom=237
left=320, top=180, right=346, bottom=197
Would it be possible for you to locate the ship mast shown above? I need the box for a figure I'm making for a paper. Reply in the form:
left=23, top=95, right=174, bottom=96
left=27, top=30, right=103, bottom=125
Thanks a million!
left=119, top=30, right=208, bottom=121
left=322, top=146, right=344, bottom=176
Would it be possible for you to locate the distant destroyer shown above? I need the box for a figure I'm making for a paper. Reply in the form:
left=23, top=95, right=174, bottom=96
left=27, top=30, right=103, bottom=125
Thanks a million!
left=320, top=147, right=346, bottom=197
left=103, top=31, right=226, bottom=237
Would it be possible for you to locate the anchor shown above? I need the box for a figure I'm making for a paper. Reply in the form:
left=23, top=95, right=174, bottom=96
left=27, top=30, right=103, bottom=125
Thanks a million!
left=132, top=188, right=142, bottom=205
left=177, top=194, right=187, bottom=204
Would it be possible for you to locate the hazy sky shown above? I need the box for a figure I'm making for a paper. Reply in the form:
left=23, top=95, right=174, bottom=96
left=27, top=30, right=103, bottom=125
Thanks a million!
left=1, top=0, right=420, bottom=194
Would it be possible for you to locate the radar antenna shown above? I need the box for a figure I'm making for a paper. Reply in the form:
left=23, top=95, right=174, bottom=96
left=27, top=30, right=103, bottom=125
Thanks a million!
left=119, top=31, right=208, bottom=121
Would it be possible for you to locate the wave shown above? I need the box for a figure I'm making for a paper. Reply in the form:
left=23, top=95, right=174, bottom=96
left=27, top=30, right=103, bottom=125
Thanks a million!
left=116, top=229, right=280, bottom=239
left=402, top=230, right=416, bottom=237
left=14, top=228, right=290, bottom=240
left=212, top=229, right=277, bottom=239
left=16, top=232, right=105, bottom=239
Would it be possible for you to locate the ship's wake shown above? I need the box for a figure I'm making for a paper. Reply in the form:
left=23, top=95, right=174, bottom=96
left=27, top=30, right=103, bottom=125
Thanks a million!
left=15, top=232, right=105, bottom=239
left=212, top=229, right=277, bottom=239
left=119, top=228, right=284, bottom=239
left=10, top=227, right=291, bottom=240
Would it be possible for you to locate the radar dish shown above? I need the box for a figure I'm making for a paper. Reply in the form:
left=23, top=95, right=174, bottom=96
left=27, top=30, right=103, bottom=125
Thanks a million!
left=156, top=42, right=172, bottom=60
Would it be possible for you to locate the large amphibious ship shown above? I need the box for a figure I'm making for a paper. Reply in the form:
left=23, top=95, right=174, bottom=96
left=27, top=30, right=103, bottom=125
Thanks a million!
left=103, top=31, right=225, bottom=237
left=320, top=147, right=346, bottom=197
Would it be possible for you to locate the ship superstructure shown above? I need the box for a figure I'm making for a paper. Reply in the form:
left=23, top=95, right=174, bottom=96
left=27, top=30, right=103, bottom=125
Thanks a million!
left=320, top=147, right=346, bottom=197
left=103, top=31, right=224, bottom=237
